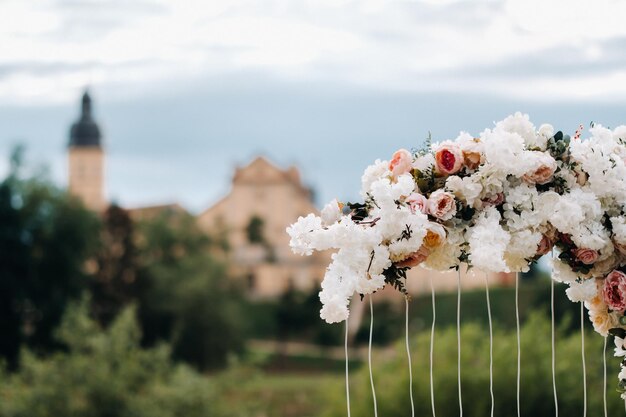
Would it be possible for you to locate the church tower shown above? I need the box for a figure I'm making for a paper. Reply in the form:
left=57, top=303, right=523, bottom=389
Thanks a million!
left=68, top=90, right=106, bottom=211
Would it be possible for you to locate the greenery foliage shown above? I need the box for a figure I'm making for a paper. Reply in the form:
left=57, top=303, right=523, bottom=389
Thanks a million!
left=0, top=299, right=223, bottom=417
left=324, top=313, right=624, bottom=417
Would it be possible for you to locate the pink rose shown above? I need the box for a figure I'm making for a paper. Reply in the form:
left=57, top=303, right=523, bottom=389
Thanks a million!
left=522, top=152, right=557, bottom=185
left=395, top=246, right=430, bottom=268
left=405, top=192, right=429, bottom=214
left=573, top=248, right=599, bottom=265
left=434, top=142, right=463, bottom=175
left=428, top=190, right=457, bottom=221
left=602, top=270, right=626, bottom=312
left=481, top=192, right=505, bottom=208
left=389, top=149, right=413, bottom=180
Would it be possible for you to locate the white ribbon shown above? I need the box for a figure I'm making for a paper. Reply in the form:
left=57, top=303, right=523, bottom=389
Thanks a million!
left=551, top=277, right=559, bottom=416
left=430, top=275, right=437, bottom=417
left=457, top=270, right=463, bottom=417
left=368, top=295, right=378, bottom=417
left=345, top=317, right=351, bottom=417
left=484, top=273, right=494, bottom=417
left=405, top=297, right=415, bottom=417
left=581, top=302, right=587, bottom=417
left=515, top=272, right=521, bottom=417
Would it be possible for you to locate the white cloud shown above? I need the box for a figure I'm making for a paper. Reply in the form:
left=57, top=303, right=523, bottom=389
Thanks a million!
left=1, top=0, right=626, bottom=104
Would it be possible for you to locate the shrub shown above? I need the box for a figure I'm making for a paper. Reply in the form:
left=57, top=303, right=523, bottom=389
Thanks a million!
left=323, top=313, right=624, bottom=417
left=0, top=299, right=222, bottom=417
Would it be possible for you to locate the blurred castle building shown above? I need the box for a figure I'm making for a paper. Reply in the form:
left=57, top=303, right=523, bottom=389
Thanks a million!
left=67, top=91, right=106, bottom=212
left=197, top=157, right=330, bottom=298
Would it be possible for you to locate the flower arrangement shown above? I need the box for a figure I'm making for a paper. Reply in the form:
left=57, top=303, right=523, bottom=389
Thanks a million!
left=287, top=112, right=626, bottom=397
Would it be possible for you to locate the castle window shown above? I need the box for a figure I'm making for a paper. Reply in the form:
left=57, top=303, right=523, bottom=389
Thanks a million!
left=247, top=273, right=256, bottom=291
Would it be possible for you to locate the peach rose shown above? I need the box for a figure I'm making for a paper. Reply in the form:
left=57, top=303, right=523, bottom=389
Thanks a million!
left=434, top=143, right=464, bottom=175
left=395, top=246, right=430, bottom=268
left=423, top=224, right=446, bottom=249
left=405, top=192, right=428, bottom=214
left=573, top=248, right=599, bottom=265
left=522, top=152, right=557, bottom=185
left=589, top=308, right=618, bottom=337
left=428, top=190, right=457, bottom=221
left=602, top=270, right=626, bottom=312
left=462, top=149, right=482, bottom=170
left=389, top=149, right=413, bottom=180
left=536, top=235, right=554, bottom=256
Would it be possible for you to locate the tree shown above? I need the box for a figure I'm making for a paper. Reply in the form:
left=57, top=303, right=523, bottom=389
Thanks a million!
left=135, top=211, right=246, bottom=370
left=91, top=204, right=139, bottom=326
left=0, top=147, right=100, bottom=367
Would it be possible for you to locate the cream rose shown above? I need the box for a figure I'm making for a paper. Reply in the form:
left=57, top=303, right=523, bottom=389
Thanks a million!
left=589, top=308, right=618, bottom=337
left=428, top=190, right=457, bottom=221
left=389, top=149, right=413, bottom=180
left=522, top=152, right=557, bottom=185
left=434, top=142, right=463, bottom=175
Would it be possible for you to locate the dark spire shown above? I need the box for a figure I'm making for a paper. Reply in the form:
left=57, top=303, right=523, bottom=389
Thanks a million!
left=69, top=89, right=102, bottom=147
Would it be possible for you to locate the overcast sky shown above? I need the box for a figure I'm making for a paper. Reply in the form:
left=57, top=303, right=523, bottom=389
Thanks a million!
left=1, top=0, right=626, bottom=211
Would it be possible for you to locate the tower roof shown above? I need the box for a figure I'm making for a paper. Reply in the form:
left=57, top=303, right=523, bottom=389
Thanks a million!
left=69, top=90, right=102, bottom=147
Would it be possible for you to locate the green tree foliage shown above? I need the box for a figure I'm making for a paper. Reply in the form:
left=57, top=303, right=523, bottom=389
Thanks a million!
left=91, top=204, right=139, bottom=326
left=323, top=313, right=624, bottom=417
left=135, top=211, right=245, bottom=370
left=0, top=147, right=99, bottom=367
left=0, top=299, right=224, bottom=417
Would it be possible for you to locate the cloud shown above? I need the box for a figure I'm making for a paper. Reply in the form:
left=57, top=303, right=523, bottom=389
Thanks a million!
left=2, top=0, right=626, bottom=104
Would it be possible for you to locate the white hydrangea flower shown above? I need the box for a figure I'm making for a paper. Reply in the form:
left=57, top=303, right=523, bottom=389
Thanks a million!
left=286, top=214, right=323, bottom=255
left=446, top=175, right=483, bottom=208
left=320, top=199, right=342, bottom=226
left=565, top=279, right=597, bottom=303
left=495, top=112, right=537, bottom=148
left=467, top=207, right=510, bottom=272
left=550, top=255, right=579, bottom=283
left=614, top=336, right=626, bottom=358
left=361, top=159, right=391, bottom=199
left=412, top=153, right=435, bottom=173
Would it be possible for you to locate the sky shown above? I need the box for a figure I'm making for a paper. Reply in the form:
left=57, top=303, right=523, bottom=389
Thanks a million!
left=1, top=0, right=626, bottom=212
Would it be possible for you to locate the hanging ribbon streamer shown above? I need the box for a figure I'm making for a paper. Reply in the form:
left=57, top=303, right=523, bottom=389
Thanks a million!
left=581, top=302, right=587, bottom=417
left=484, top=273, right=494, bottom=417
left=345, top=317, right=351, bottom=417
left=603, top=336, right=607, bottom=417
left=430, top=275, right=437, bottom=417
left=457, top=270, right=463, bottom=417
left=515, top=272, right=521, bottom=417
left=368, top=295, right=379, bottom=417
left=551, top=277, right=559, bottom=416
left=405, top=297, right=415, bottom=417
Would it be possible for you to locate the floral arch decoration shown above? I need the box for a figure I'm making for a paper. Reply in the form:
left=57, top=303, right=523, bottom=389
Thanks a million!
left=287, top=113, right=626, bottom=410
